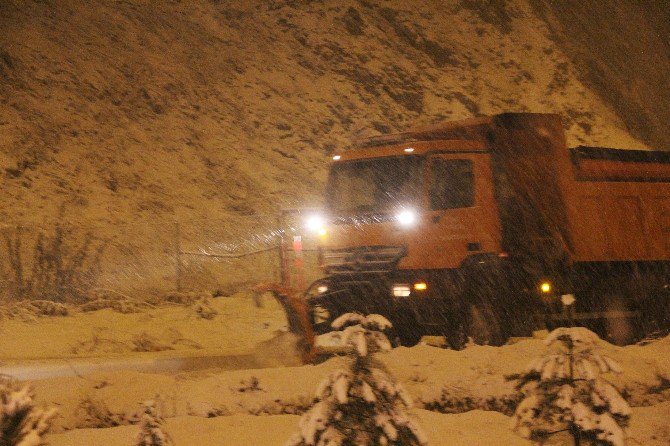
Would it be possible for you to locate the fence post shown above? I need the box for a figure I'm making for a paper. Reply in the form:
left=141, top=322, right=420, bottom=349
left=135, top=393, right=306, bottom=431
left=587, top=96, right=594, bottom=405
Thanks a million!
left=293, top=235, right=305, bottom=291
left=174, top=222, right=182, bottom=292
left=277, top=213, right=289, bottom=288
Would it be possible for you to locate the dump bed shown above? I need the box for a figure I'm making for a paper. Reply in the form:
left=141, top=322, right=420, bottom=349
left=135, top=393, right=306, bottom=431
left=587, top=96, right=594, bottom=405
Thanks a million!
left=487, top=113, right=670, bottom=263
left=404, top=113, right=670, bottom=264
left=559, top=146, right=670, bottom=262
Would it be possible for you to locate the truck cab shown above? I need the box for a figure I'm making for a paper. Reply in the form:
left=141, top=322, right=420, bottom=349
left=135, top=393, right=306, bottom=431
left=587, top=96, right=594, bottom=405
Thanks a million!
left=321, top=140, right=501, bottom=272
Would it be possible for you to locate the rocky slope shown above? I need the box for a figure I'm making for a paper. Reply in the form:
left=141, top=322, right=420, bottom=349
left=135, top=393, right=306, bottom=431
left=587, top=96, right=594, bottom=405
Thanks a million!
left=2, top=0, right=666, bottom=224
left=0, top=0, right=667, bottom=289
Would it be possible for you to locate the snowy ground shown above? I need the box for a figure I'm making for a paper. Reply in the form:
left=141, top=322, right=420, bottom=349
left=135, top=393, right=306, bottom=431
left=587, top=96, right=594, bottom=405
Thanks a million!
left=2, top=293, right=670, bottom=444
left=0, top=293, right=291, bottom=362
left=32, top=337, right=670, bottom=445
left=44, top=404, right=670, bottom=446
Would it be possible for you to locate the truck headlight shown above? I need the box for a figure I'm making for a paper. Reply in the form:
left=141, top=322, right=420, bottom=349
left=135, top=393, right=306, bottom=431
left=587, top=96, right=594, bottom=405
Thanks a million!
left=396, top=209, right=416, bottom=227
left=392, top=284, right=411, bottom=297
left=306, top=214, right=327, bottom=235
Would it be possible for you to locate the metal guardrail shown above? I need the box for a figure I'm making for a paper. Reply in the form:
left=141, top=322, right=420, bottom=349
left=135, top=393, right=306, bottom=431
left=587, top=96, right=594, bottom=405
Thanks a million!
left=0, top=211, right=323, bottom=297
left=174, top=209, right=323, bottom=292
left=181, top=246, right=280, bottom=259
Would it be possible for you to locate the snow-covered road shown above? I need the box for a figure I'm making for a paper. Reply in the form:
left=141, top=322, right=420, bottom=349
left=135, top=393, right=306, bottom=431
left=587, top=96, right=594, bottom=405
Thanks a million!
left=0, top=352, right=263, bottom=380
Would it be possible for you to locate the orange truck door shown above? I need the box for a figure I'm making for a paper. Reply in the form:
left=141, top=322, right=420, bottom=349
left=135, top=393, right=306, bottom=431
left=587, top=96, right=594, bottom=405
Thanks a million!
left=420, top=153, right=502, bottom=269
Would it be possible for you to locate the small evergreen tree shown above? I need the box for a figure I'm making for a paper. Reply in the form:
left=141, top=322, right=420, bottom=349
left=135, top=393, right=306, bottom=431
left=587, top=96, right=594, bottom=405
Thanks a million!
left=286, top=313, right=428, bottom=446
left=510, top=327, right=631, bottom=446
left=0, top=378, right=56, bottom=446
left=134, top=400, right=173, bottom=446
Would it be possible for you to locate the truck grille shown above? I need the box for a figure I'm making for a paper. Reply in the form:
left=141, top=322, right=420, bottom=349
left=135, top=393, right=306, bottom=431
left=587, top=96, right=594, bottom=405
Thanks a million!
left=323, top=246, right=407, bottom=274
left=331, top=214, right=396, bottom=225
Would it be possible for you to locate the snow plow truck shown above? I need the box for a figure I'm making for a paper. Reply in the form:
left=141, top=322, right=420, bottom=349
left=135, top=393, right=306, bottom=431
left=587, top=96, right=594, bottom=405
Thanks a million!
left=267, top=113, right=670, bottom=355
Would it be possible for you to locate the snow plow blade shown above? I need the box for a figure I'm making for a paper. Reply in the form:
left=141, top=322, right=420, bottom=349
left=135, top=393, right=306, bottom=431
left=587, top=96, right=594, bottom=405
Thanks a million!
left=252, top=283, right=317, bottom=364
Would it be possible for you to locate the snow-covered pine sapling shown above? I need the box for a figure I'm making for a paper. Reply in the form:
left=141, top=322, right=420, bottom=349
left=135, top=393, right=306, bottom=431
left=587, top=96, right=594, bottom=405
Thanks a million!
left=0, top=378, right=56, bottom=446
left=286, top=313, right=428, bottom=446
left=510, top=327, right=631, bottom=446
left=135, top=399, right=173, bottom=446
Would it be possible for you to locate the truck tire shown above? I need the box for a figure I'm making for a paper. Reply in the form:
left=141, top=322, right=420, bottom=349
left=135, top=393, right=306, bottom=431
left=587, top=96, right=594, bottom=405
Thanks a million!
left=460, top=256, right=513, bottom=346
left=442, top=322, right=467, bottom=350
left=466, top=303, right=508, bottom=346
left=393, top=313, right=423, bottom=347
left=306, top=296, right=338, bottom=335
left=603, top=297, right=642, bottom=346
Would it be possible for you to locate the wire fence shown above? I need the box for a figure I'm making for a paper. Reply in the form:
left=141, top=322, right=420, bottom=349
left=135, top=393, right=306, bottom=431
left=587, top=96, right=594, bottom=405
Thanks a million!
left=0, top=211, right=323, bottom=303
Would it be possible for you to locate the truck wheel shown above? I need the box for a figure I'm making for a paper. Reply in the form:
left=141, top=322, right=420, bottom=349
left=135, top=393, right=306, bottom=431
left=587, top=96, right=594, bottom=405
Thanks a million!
left=307, top=297, right=337, bottom=335
left=604, top=297, right=641, bottom=346
left=443, top=324, right=467, bottom=350
left=395, top=329, right=422, bottom=347
left=393, top=314, right=423, bottom=347
left=466, top=304, right=508, bottom=346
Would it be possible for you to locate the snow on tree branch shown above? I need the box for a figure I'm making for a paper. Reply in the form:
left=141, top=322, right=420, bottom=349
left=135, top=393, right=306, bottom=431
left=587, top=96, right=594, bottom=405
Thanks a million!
left=0, top=378, right=56, bottom=446
left=510, top=327, right=631, bottom=446
left=332, top=313, right=393, bottom=357
left=135, top=399, right=173, bottom=446
left=287, top=313, right=428, bottom=446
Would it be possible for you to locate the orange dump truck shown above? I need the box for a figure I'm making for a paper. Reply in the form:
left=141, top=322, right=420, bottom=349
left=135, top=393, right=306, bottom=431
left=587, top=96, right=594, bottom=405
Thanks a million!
left=305, top=113, right=670, bottom=347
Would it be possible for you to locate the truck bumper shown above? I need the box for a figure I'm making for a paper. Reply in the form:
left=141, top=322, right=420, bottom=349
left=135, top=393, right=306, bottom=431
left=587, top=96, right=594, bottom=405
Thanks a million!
left=308, top=271, right=466, bottom=336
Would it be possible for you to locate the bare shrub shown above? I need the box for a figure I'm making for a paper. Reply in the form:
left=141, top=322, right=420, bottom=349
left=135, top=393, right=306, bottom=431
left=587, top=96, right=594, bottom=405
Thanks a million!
left=132, top=333, right=174, bottom=352
left=233, top=376, right=264, bottom=393
left=78, top=289, right=154, bottom=314
left=164, top=328, right=202, bottom=350
left=75, top=396, right=135, bottom=429
left=193, top=297, right=218, bottom=320
left=162, top=291, right=207, bottom=306
left=70, top=330, right=128, bottom=355
left=26, top=300, right=69, bottom=316
left=1, top=224, right=105, bottom=303
left=79, top=298, right=151, bottom=314
left=132, top=329, right=201, bottom=352
left=0, top=303, right=38, bottom=322
left=0, top=300, right=69, bottom=322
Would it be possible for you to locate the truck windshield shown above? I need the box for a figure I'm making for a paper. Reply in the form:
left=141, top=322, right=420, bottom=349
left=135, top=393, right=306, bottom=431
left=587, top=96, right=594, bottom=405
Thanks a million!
left=326, top=156, right=424, bottom=213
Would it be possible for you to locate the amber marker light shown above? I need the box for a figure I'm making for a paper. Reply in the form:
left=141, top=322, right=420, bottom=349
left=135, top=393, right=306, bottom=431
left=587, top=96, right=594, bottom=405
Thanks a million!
left=540, top=281, right=552, bottom=294
left=332, top=155, right=341, bottom=160
left=403, top=147, right=414, bottom=153
left=414, top=282, right=428, bottom=291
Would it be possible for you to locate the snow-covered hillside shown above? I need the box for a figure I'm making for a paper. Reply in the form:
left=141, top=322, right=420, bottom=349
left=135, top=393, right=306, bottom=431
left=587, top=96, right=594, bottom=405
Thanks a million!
left=1, top=0, right=666, bottom=232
